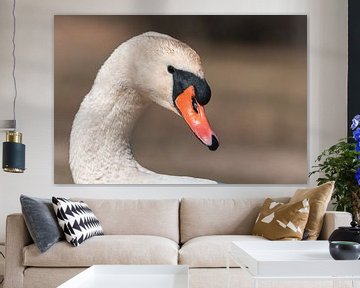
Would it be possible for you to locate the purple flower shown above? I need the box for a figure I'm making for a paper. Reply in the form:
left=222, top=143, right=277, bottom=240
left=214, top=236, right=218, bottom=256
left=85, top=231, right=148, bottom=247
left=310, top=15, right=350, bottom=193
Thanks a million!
left=356, top=168, right=360, bottom=186
left=357, top=142, right=360, bottom=152
left=352, top=115, right=360, bottom=130
left=353, top=128, right=360, bottom=142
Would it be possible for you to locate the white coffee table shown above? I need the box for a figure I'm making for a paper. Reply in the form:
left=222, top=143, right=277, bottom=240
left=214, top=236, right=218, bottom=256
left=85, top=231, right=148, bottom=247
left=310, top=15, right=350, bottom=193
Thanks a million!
left=228, top=241, right=360, bottom=288
left=58, top=265, right=189, bottom=288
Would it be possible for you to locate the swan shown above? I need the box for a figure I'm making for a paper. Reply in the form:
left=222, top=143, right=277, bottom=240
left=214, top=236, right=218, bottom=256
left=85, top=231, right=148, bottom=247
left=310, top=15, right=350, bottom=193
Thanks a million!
left=69, top=32, right=219, bottom=184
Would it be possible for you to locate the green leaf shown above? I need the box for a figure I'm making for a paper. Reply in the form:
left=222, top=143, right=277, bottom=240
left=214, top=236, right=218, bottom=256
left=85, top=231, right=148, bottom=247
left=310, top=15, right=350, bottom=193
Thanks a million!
left=309, top=137, right=360, bottom=215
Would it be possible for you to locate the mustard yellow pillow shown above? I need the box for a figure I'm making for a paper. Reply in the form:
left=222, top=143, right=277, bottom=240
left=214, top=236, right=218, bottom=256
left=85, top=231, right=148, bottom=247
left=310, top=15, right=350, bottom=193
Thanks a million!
left=252, top=198, right=310, bottom=240
left=289, top=181, right=334, bottom=240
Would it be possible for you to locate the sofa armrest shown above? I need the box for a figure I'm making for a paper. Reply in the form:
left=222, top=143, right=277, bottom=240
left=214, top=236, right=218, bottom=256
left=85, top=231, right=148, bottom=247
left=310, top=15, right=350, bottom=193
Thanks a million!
left=4, top=214, right=32, bottom=288
left=318, top=211, right=352, bottom=240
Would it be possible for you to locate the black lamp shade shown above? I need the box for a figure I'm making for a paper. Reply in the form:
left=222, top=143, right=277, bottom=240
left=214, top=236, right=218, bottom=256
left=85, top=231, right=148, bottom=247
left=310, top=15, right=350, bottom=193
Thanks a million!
left=2, top=131, right=25, bottom=173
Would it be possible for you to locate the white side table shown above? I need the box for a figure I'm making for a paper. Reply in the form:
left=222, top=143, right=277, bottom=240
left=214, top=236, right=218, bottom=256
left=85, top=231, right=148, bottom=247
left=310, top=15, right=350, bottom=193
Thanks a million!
left=227, top=241, right=360, bottom=288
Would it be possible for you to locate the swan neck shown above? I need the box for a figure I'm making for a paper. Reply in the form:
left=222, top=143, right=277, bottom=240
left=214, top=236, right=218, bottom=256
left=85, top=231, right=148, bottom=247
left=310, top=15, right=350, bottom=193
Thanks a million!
left=70, top=83, right=151, bottom=183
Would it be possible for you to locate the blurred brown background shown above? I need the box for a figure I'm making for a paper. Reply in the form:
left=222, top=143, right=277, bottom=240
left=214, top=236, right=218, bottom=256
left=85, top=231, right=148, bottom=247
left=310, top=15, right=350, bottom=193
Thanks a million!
left=54, top=15, right=307, bottom=184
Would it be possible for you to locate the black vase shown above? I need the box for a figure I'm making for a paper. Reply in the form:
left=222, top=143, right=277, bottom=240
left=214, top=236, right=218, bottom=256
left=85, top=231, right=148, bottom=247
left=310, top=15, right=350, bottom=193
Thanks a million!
left=328, top=221, right=360, bottom=244
left=329, top=241, right=360, bottom=260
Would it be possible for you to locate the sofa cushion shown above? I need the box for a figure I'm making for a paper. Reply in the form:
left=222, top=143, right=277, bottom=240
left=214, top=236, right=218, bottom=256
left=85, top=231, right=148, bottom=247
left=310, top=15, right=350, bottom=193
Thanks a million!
left=72, top=199, right=179, bottom=243
left=180, top=198, right=288, bottom=243
left=179, top=235, right=267, bottom=268
left=252, top=198, right=310, bottom=240
left=23, top=235, right=178, bottom=267
left=20, top=195, right=64, bottom=253
left=52, top=197, right=104, bottom=247
left=290, top=181, right=334, bottom=240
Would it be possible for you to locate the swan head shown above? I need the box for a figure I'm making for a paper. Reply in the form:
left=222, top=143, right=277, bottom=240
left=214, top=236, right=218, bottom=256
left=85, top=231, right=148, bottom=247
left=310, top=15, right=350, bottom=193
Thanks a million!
left=122, top=32, right=219, bottom=151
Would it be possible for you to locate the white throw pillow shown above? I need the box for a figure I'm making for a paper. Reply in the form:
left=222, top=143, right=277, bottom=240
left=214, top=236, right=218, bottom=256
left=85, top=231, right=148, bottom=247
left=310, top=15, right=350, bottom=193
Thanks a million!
left=52, top=197, right=103, bottom=247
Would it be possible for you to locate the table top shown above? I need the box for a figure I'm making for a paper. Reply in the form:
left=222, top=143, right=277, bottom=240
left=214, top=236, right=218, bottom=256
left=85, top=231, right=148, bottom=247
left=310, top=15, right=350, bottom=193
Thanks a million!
left=58, top=265, right=189, bottom=288
left=231, top=240, right=360, bottom=278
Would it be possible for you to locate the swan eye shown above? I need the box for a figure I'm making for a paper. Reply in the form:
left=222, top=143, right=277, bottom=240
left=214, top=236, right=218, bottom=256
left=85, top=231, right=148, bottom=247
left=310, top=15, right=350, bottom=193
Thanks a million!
left=167, top=65, right=175, bottom=74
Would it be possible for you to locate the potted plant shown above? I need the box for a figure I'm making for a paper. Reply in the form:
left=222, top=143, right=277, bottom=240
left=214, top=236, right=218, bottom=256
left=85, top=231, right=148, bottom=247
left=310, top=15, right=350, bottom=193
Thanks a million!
left=309, top=115, right=360, bottom=222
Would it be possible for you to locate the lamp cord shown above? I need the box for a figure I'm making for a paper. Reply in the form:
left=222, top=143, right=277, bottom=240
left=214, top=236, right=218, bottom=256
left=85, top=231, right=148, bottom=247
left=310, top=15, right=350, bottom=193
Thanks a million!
left=11, top=0, right=17, bottom=130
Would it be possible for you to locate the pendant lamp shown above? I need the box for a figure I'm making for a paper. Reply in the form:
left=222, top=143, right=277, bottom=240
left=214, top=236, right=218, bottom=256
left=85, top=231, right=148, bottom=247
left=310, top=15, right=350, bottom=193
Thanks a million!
left=1, top=0, right=26, bottom=173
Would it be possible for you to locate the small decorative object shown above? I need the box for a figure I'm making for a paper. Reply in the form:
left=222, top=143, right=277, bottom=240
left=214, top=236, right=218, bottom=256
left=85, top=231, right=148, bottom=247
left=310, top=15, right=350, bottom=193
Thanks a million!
left=329, top=241, right=360, bottom=260
left=310, top=114, right=360, bottom=222
left=329, top=221, right=360, bottom=244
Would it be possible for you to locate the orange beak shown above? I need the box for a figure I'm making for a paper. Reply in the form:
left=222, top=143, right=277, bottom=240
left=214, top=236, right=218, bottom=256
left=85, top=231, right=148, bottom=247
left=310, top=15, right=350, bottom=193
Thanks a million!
left=175, top=86, right=219, bottom=151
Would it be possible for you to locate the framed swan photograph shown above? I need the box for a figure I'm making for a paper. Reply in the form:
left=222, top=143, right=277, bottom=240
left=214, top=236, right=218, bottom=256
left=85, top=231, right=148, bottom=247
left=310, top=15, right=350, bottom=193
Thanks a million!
left=54, top=15, right=307, bottom=185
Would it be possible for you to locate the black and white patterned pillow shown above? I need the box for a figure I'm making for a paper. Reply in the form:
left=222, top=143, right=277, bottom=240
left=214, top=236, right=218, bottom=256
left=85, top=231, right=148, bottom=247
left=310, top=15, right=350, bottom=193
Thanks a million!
left=52, top=197, right=104, bottom=247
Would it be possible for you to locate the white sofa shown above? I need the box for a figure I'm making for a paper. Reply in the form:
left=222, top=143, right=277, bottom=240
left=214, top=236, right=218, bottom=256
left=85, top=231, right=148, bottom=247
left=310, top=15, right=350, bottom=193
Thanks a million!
left=4, top=198, right=352, bottom=288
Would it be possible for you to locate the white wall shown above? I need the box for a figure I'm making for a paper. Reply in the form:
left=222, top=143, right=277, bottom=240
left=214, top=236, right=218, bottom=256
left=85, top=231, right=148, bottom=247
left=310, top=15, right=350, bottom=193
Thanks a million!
left=0, top=0, right=348, bottom=242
